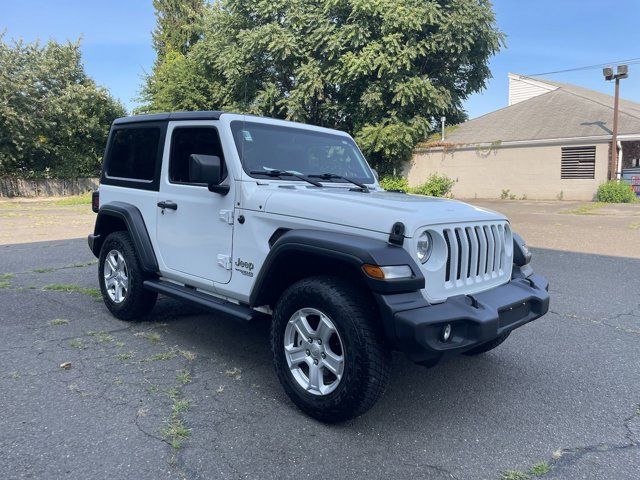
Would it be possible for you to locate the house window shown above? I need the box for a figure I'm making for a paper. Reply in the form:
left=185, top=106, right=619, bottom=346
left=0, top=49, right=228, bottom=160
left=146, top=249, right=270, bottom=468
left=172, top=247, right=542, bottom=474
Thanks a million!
left=561, top=146, right=596, bottom=179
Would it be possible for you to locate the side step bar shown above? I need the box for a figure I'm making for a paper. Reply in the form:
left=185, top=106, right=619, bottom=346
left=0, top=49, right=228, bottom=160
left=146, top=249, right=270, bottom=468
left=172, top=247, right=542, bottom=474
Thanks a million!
left=143, top=279, right=256, bottom=322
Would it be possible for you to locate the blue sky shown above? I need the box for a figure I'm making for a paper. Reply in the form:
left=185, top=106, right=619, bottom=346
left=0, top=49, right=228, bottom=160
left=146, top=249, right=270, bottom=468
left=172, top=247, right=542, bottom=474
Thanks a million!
left=2, top=0, right=639, bottom=118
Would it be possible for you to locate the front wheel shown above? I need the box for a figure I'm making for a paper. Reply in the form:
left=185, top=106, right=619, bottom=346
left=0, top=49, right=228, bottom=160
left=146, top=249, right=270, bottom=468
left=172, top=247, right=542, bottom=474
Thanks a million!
left=271, top=276, right=390, bottom=423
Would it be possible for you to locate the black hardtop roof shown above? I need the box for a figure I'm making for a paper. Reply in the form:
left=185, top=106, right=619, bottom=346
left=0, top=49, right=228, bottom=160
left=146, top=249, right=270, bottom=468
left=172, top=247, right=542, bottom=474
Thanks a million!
left=112, top=110, right=225, bottom=125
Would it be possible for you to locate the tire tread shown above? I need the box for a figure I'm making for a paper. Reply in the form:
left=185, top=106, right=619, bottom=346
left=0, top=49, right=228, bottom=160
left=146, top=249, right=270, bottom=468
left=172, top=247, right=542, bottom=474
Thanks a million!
left=271, top=275, right=390, bottom=422
left=99, top=231, right=157, bottom=321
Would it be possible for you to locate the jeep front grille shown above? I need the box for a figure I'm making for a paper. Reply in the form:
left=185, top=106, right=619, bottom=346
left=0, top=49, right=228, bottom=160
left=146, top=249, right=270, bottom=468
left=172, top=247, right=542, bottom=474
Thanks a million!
left=443, top=224, right=508, bottom=284
left=420, top=221, right=513, bottom=302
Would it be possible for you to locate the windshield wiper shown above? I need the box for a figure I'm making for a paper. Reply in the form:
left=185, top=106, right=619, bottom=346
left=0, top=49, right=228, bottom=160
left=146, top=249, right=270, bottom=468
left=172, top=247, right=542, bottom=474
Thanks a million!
left=308, top=173, right=369, bottom=192
left=249, top=169, right=323, bottom=187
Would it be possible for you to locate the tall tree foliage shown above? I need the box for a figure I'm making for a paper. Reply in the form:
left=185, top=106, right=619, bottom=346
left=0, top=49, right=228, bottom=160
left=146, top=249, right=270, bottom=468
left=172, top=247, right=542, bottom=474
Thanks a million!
left=151, top=0, right=207, bottom=61
left=142, top=0, right=503, bottom=173
left=0, top=36, right=126, bottom=178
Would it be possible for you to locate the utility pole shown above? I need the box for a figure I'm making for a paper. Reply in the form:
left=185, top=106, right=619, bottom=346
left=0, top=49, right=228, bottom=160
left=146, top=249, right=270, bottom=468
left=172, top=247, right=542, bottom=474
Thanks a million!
left=603, top=65, right=628, bottom=180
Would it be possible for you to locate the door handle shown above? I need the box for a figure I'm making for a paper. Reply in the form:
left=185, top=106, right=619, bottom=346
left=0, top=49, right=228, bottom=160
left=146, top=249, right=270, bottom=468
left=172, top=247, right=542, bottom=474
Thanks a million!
left=157, top=200, right=178, bottom=210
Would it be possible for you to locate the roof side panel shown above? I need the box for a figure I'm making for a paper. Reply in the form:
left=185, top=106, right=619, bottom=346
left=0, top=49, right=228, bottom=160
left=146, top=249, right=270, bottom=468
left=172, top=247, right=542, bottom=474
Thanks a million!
left=113, top=111, right=225, bottom=125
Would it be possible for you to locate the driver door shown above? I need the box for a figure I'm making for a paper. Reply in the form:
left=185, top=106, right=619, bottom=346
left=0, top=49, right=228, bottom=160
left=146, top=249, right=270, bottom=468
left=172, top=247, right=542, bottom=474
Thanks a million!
left=155, top=122, right=234, bottom=284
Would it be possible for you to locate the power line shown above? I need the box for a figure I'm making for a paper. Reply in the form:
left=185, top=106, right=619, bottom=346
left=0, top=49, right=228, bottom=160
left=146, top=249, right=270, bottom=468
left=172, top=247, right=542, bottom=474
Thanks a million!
left=527, top=57, right=640, bottom=76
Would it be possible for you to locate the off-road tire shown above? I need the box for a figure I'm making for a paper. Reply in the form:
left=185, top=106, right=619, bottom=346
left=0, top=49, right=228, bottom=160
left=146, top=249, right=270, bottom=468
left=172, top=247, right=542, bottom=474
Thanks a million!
left=271, top=276, right=391, bottom=423
left=463, top=331, right=511, bottom=356
left=98, top=231, right=157, bottom=321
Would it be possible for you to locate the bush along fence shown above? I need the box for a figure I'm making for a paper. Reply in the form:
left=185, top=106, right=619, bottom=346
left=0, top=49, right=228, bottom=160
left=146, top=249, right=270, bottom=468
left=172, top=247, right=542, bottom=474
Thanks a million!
left=0, top=178, right=99, bottom=198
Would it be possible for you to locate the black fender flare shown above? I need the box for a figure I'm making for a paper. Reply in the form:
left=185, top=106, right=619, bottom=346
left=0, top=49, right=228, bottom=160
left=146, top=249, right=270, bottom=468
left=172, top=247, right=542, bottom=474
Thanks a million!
left=88, top=201, right=158, bottom=274
left=249, top=229, right=425, bottom=308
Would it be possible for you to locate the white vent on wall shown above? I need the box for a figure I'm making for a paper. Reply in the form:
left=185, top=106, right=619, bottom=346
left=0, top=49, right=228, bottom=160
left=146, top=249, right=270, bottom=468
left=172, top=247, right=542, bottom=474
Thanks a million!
left=508, top=73, right=558, bottom=106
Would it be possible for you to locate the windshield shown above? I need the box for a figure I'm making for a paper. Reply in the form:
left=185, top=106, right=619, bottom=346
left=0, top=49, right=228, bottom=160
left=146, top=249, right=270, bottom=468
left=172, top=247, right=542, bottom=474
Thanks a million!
left=230, top=120, right=375, bottom=184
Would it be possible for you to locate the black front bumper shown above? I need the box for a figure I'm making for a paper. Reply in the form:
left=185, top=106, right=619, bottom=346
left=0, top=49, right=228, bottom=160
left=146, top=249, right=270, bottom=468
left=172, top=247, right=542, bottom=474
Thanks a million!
left=375, top=270, right=550, bottom=365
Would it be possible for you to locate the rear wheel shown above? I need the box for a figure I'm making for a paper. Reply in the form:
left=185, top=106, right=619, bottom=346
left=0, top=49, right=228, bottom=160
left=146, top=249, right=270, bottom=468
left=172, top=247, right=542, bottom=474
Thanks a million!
left=463, top=331, right=511, bottom=356
left=271, top=276, right=390, bottom=423
left=98, top=231, right=157, bottom=321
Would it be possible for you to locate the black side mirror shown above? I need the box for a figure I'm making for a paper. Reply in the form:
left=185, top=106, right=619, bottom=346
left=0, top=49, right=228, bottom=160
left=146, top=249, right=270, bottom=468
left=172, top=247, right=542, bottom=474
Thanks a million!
left=188, top=154, right=229, bottom=195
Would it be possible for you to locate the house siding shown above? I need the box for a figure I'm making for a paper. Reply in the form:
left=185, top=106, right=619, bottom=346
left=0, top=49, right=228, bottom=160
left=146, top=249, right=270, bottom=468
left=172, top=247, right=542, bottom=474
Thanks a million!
left=406, top=143, right=609, bottom=201
left=508, top=73, right=557, bottom=106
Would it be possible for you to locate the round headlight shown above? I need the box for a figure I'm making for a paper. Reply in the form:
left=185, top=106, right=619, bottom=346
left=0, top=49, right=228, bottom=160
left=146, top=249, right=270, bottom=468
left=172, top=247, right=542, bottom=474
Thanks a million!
left=416, top=231, right=432, bottom=264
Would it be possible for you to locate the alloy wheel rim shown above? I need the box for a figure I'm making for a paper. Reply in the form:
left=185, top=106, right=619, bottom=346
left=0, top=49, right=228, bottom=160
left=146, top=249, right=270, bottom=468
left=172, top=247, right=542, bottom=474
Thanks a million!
left=284, top=307, right=345, bottom=396
left=103, top=250, right=129, bottom=304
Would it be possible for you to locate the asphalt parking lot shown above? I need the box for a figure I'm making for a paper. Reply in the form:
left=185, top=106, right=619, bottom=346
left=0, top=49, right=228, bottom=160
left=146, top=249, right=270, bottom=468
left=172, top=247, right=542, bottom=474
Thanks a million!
left=0, top=199, right=639, bottom=479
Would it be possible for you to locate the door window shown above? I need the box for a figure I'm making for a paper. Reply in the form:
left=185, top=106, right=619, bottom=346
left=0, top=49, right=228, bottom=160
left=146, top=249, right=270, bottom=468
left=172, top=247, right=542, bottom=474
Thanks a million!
left=169, top=127, right=226, bottom=184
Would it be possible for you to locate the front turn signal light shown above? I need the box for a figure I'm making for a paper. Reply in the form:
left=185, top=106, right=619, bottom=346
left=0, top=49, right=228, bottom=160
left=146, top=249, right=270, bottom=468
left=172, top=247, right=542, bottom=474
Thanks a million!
left=362, top=264, right=412, bottom=280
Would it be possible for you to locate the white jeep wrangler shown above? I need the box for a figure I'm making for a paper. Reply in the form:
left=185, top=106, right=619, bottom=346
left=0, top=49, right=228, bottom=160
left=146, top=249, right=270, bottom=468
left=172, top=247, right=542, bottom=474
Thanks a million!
left=89, top=111, right=549, bottom=422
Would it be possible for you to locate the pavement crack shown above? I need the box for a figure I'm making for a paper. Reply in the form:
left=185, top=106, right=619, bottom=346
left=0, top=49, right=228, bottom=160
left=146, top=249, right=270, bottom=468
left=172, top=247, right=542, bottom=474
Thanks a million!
left=549, top=309, right=640, bottom=336
left=133, top=411, right=166, bottom=444
left=546, top=403, right=640, bottom=473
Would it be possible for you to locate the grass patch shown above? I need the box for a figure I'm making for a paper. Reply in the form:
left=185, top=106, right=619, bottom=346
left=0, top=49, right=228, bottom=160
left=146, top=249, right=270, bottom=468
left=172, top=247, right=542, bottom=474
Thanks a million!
left=172, top=399, right=191, bottom=414
left=561, top=202, right=605, bottom=215
left=71, top=260, right=97, bottom=268
left=166, top=386, right=181, bottom=399
left=162, top=406, right=191, bottom=449
left=33, top=267, right=55, bottom=273
left=53, top=192, right=92, bottom=206
left=88, top=330, right=114, bottom=343
left=225, top=367, right=242, bottom=380
left=178, top=349, right=196, bottom=361
left=0, top=281, right=11, bottom=289
left=116, top=351, right=134, bottom=360
left=49, top=318, right=69, bottom=326
left=69, top=338, right=87, bottom=349
left=529, top=462, right=550, bottom=476
left=135, top=331, right=162, bottom=343
left=0, top=273, right=15, bottom=280
left=501, top=462, right=551, bottom=480
left=42, top=283, right=101, bottom=298
left=148, top=351, right=177, bottom=362
left=501, top=471, right=530, bottom=480
left=176, top=370, right=192, bottom=385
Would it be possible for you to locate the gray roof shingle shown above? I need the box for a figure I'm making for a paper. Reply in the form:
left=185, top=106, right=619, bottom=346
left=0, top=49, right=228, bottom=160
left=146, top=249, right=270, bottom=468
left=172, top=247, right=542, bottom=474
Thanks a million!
left=441, top=76, right=640, bottom=145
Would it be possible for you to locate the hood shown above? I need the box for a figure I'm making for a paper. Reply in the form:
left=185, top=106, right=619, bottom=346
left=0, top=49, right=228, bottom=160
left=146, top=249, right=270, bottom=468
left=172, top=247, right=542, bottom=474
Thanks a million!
left=262, top=186, right=506, bottom=237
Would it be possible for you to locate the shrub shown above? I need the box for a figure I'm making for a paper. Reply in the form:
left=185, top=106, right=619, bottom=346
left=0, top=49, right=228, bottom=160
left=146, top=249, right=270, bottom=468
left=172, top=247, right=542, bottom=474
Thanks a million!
left=411, top=174, right=456, bottom=197
left=596, top=181, right=637, bottom=203
left=379, top=174, right=455, bottom=197
left=379, top=176, right=410, bottom=192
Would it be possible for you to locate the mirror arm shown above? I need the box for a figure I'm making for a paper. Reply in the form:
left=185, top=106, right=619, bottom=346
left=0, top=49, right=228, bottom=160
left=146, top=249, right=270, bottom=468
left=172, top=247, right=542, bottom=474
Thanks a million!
left=208, top=184, right=230, bottom=195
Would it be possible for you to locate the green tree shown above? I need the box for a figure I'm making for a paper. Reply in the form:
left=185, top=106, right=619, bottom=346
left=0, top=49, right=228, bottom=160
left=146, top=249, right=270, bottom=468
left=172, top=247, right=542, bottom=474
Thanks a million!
left=151, top=0, right=207, bottom=61
left=141, top=0, right=503, bottom=173
left=0, top=36, right=126, bottom=178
